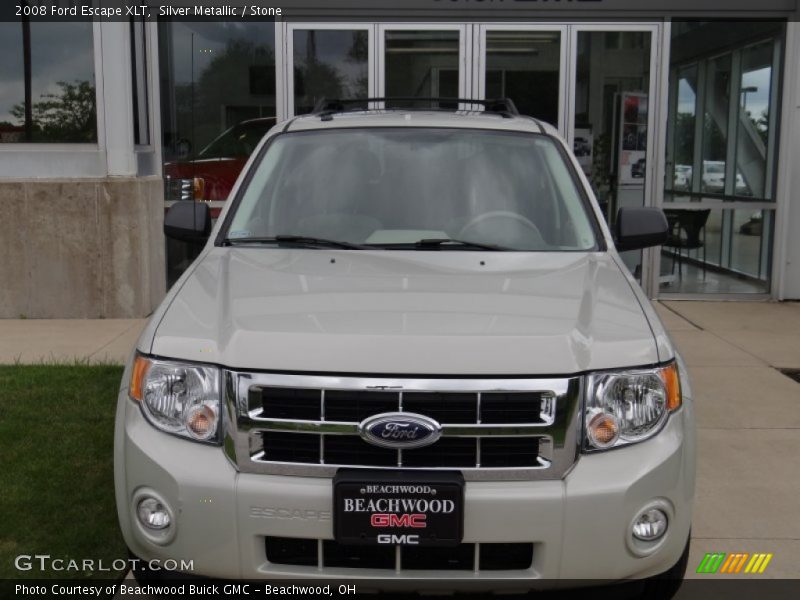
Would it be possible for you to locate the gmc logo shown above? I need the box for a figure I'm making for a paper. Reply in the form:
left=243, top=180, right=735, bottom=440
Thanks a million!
left=377, top=534, right=420, bottom=545
left=370, top=513, right=427, bottom=528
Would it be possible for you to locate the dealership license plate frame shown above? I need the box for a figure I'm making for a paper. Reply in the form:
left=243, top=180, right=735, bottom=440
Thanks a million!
left=333, top=470, right=464, bottom=547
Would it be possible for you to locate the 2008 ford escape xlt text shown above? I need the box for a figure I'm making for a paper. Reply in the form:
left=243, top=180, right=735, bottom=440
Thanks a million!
left=114, top=98, right=695, bottom=596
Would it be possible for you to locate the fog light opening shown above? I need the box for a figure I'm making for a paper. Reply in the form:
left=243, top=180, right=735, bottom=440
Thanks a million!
left=632, top=508, right=668, bottom=542
left=137, top=497, right=171, bottom=530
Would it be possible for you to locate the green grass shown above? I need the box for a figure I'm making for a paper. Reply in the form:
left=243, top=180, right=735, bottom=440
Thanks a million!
left=0, top=365, right=127, bottom=579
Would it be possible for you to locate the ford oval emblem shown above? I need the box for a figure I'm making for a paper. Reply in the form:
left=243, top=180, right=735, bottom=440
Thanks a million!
left=358, top=412, right=442, bottom=450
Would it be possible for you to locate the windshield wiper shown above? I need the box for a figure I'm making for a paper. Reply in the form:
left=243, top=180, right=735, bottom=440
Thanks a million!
left=223, top=235, right=369, bottom=250
left=412, top=238, right=512, bottom=251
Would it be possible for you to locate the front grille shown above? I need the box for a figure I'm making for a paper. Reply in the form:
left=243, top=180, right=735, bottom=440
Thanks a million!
left=325, top=390, right=399, bottom=421
left=480, top=392, right=544, bottom=423
left=264, top=388, right=547, bottom=425
left=322, top=540, right=396, bottom=569
left=402, top=437, right=477, bottom=468
left=324, top=435, right=397, bottom=467
left=260, top=387, right=320, bottom=420
left=401, top=392, right=477, bottom=423
left=262, top=431, right=319, bottom=463
left=258, top=388, right=547, bottom=469
left=481, top=437, right=540, bottom=468
left=265, top=537, right=534, bottom=571
left=226, top=373, right=581, bottom=481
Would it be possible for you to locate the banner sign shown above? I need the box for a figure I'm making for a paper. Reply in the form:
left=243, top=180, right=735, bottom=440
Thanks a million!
left=2, top=0, right=798, bottom=22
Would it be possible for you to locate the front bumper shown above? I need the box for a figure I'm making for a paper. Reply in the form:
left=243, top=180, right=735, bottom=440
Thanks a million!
left=115, top=389, right=695, bottom=590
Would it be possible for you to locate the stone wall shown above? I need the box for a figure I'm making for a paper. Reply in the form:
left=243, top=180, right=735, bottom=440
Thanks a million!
left=0, top=177, right=166, bottom=318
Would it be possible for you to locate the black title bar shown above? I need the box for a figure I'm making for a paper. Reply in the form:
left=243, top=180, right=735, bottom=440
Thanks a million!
left=2, top=0, right=798, bottom=22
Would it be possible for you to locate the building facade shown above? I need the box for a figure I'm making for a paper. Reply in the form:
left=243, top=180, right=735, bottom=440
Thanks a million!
left=1, top=1, right=800, bottom=318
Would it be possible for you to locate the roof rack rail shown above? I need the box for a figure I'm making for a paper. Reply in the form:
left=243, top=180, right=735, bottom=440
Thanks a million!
left=311, top=97, right=520, bottom=118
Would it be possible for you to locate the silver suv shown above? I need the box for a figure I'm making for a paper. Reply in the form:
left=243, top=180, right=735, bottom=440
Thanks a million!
left=115, top=99, right=695, bottom=594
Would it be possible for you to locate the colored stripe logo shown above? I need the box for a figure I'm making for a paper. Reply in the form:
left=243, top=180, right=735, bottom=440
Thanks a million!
left=696, top=552, right=773, bottom=574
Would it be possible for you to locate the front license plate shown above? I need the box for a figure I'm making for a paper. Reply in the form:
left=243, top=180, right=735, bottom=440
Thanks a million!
left=333, top=470, right=464, bottom=547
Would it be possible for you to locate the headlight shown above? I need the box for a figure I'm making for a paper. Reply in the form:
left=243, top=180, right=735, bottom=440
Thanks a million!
left=129, top=354, right=221, bottom=443
left=164, top=177, right=205, bottom=202
left=164, top=177, right=193, bottom=202
left=584, top=362, right=681, bottom=451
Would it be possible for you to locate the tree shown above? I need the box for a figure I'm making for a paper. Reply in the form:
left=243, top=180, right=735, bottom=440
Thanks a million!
left=754, top=109, right=769, bottom=145
left=11, top=80, right=96, bottom=142
left=346, top=31, right=369, bottom=63
left=673, top=112, right=696, bottom=166
left=191, top=39, right=276, bottom=149
left=702, top=116, right=727, bottom=161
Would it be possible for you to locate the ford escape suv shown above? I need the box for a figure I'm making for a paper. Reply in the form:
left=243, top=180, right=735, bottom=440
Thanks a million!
left=115, top=98, right=695, bottom=594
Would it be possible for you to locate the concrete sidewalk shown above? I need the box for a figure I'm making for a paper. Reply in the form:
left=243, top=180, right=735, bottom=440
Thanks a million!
left=0, top=318, right=145, bottom=364
left=2, top=300, right=799, bottom=579
left=653, top=301, right=800, bottom=580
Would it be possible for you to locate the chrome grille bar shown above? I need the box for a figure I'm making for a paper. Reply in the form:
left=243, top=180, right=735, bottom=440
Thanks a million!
left=243, top=415, right=559, bottom=438
left=224, top=371, right=582, bottom=481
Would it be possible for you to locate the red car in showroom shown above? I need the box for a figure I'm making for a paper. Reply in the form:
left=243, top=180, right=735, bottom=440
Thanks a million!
left=163, top=117, right=276, bottom=217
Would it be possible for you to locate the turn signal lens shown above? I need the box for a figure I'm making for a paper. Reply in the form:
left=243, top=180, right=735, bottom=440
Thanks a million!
left=659, top=362, right=682, bottom=412
left=587, top=412, right=620, bottom=449
left=185, top=404, right=217, bottom=441
left=193, top=177, right=205, bottom=201
left=130, top=355, right=152, bottom=402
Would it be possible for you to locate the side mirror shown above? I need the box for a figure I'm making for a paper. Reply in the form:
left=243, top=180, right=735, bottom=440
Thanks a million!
left=164, top=201, right=211, bottom=243
left=615, top=207, right=668, bottom=252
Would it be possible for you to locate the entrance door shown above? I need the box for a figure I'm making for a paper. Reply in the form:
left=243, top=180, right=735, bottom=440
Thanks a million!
left=475, top=25, right=568, bottom=136
left=285, top=23, right=375, bottom=117
left=378, top=24, right=471, bottom=102
left=567, top=25, right=661, bottom=291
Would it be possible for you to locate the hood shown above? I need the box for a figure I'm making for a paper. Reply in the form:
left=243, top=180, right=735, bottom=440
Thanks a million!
left=150, top=249, right=660, bottom=375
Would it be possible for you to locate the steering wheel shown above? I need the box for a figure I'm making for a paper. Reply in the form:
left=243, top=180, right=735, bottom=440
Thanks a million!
left=457, top=211, right=545, bottom=247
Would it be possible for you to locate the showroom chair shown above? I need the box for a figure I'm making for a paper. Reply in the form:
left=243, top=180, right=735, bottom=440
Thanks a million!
left=663, top=209, right=711, bottom=281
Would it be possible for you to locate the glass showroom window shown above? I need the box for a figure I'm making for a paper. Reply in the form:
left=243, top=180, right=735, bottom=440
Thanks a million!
left=293, top=29, right=369, bottom=115
left=737, top=40, right=777, bottom=200
left=662, top=21, right=784, bottom=295
left=130, top=16, right=150, bottom=146
left=573, top=30, right=653, bottom=282
left=158, top=20, right=277, bottom=287
left=384, top=30, right=460, bottom=107
left=667, top=64, right=697, bottom=201
left=0, top=20, right=96, bottom=143
left=485, top=31, right=561, bottom=127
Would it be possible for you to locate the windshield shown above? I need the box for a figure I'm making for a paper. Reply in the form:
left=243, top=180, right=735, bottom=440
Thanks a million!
left=225, top=128, right=599, bottom=251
